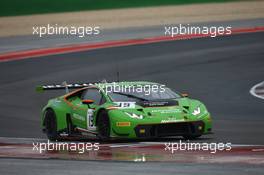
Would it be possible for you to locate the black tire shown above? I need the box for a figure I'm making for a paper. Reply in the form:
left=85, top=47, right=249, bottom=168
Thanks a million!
left=97, top=110, right=110, bottom=141
left=183, top=135, right=202, bottom=140
left=44, top=109, right=59, bottom=141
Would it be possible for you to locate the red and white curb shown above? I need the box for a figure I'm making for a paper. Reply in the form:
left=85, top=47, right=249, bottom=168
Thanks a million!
left=0, top=137, right=264, bottom=164
left=0, top=26, right=264, bottom=63
left=250, top=81, right=264, bottom=100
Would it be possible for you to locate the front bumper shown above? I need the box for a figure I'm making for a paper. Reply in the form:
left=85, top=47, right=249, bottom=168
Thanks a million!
left=109, top=110, right=212, bottom=139
left=134, top=121, right=205, bottom=138
left=111, top=119, right=212, bottom=139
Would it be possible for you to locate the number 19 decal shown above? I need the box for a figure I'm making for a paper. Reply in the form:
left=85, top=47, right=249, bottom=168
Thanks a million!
left=115, top=102, right=136, bottom=108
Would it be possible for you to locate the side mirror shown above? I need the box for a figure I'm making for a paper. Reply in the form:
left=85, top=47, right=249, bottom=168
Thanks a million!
left=82, top=99, right=94, bottom=105
left=181, top=93, right=189, bottom=97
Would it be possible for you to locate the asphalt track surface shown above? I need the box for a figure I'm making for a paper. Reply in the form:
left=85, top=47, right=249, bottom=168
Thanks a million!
left=0, top=31, right=263, bottom=143
left=0, top=158, right=263, bottom=175
left=1, top=18, right=264, bottom=53
left=0, top=32, right=264, bottom=174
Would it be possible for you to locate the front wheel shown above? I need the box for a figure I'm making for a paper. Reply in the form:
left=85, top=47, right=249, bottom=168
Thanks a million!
left=97, top=110, right=110, bottom=141
left=44, top=109, right=59, bottom=141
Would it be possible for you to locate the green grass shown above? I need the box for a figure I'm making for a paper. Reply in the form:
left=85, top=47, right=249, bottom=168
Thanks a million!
left=0, top=0, right=239, bottom=17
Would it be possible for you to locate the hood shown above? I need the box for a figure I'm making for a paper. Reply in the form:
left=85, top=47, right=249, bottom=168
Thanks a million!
left=119, top=99, right=190, bottom=122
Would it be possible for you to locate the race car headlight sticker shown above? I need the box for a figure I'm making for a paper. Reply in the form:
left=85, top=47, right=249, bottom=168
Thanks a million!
left=125, top=112, right=143, bottom=119
left=192, top=107, right=201, bottom=116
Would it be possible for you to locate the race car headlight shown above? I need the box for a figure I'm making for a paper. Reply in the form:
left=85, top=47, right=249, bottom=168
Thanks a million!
left=192, top=107, right=201, bottom=116
left=125, top=112, right=143, bottom=119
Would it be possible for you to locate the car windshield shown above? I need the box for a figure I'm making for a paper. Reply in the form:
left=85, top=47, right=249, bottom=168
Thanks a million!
left=108, top=87, right=181, bottom=102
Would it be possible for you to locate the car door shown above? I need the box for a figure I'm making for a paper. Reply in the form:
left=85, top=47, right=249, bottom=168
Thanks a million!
left=72, top=88, right=106, bottom=131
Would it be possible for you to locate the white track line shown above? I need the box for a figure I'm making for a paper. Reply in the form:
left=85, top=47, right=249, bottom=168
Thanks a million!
left=250, top=81, right=264, bottom=100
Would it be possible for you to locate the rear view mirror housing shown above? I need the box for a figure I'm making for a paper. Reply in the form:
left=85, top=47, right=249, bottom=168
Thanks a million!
left=181, top=93, right=189, bottom=97
left=82, top=99, right=94, bottom=105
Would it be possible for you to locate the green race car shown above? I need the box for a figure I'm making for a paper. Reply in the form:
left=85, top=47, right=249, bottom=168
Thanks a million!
left=38, top=81, right=212, bottom=141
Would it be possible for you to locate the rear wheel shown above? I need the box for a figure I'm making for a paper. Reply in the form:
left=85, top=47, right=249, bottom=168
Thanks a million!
left=97, top=110, right=110, bottom=141
left=44, top=109, right=59, bottom=141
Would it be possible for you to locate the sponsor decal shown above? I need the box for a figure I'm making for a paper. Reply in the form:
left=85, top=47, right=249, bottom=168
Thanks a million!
left=139, top=100, right=178, bottom=107
left=161, top=118, right=185, bottom=123
left=151, top=109, right=181, bottom=114
left=116, top=122, right=131, bottom=127
left=73, top=113, right=85, bottom=121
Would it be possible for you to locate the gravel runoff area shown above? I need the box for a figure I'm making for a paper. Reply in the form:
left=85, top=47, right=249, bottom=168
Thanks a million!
left=0, top=0, right=264, bottom=37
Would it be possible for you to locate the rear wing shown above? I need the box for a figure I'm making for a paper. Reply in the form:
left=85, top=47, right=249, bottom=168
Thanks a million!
left=36, top=82, right=96, bottom=93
